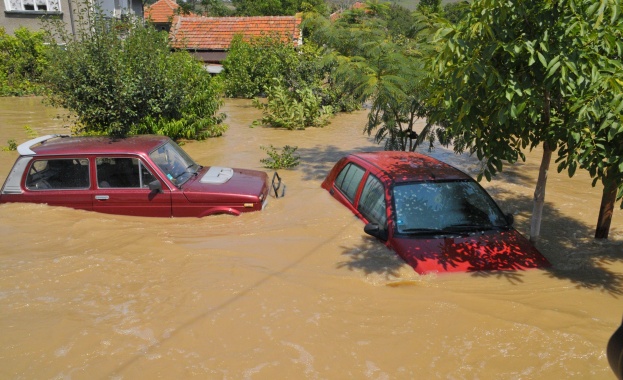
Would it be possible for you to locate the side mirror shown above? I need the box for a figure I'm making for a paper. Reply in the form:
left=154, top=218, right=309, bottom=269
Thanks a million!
left=148, top=180, right=162, bottom=193
left=506, top=213, right=514, bottom=226
left=364, top=223, right=388, bottom=241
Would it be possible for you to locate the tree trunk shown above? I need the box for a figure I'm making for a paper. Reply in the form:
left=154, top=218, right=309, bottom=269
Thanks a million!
left=595, top=180, right=617, bottom=239
left=530, top=142, right=553, bottom=243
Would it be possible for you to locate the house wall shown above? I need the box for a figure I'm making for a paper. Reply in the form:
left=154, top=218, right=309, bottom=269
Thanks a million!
left=1, top=0, right=143, bottom=37
left=1, top=0, right=74, bottom=36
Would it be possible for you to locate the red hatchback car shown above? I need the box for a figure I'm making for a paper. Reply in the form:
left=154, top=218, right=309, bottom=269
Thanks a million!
left=0, top=134, right=275, bottom=217
left=322, top=151, right=550, bottom=274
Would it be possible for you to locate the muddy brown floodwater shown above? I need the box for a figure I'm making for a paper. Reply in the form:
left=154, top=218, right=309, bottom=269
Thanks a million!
left=0, top=97, right=622, bottom=379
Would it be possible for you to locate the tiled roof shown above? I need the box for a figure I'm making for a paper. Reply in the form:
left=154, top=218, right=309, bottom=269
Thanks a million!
left=144, top=0, right=179, bottom=24
left=170, top=16, right=302, bottom=50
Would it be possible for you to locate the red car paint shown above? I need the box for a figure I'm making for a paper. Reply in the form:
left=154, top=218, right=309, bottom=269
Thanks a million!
left=0, top=135, right=270, bottom=217
left=322, top=151, right=550, bottom=274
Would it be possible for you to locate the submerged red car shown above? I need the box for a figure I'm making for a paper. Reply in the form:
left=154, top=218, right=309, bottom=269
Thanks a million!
left=0, top=134, right=279, bottom=217
left=322, top=151, right=550, bottom=274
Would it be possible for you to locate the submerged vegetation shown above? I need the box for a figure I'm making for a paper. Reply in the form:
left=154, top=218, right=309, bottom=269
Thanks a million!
left=260, top=145, right=300, bottom=169
left=0, top=27, right=48, bottom=96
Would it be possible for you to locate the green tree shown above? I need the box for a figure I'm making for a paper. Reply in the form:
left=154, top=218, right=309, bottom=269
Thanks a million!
left=442, top=1, right=470, bottom=24
left=429, top=0, right=622, bottom=240
left=232, top=0, right=326, bottom=16
left=554, top=0, right=623, bottom=239
left=221, top=34, right=300, bottom=98
left=417, top=0, right=441, bottom=13
left=309, top=5, right=440, bottom=151
left=42, top=3, right=225, bottom=140
left=0, top=27, right=48, bottom=96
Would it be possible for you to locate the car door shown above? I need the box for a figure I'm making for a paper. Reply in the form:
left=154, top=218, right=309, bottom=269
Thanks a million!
left=92, top=156, right=172, bottom=217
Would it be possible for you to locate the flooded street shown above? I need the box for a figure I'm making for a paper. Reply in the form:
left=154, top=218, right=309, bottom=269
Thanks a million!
left=0, top=97, right=622, bottom=379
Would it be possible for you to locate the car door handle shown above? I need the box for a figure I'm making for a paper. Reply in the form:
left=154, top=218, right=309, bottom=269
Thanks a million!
left=95, top=195, right=109, bottom=200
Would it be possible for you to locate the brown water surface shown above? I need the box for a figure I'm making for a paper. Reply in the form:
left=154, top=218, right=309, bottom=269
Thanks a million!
left=0, top=97, right=622, bottom=379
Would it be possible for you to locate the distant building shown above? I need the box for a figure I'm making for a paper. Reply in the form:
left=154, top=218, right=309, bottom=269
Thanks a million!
left=144, top=0, right=185, bottom=32
left=1, top=0, right=143, bottom=37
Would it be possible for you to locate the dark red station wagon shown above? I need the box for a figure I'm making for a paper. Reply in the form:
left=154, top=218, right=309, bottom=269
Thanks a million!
left=0, top=134, right=275, bottom=217
left=322, top=151, right=550, bottom=274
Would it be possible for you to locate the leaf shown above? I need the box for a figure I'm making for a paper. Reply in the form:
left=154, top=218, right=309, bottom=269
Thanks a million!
left=537, top=51, right=547, bottom=68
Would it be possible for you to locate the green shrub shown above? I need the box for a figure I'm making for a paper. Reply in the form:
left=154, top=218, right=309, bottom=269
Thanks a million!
left=0, top=27, right=48, bottom=96
left=2, top=139, right=17, bottom=151
left=252, top=83, right=333, bottom=129
left=42, top=3, right=225, bottom=140
left=260, top=145, right=300, bottom=169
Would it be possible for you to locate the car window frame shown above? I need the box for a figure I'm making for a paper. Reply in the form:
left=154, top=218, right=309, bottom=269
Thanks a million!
left=357, top=173, right=388, bottom=227
left=95, top=156, right=158, bottom=189
left=25, top=157, right=91, bottom=191
left=334, top=162, right=366, bottom=204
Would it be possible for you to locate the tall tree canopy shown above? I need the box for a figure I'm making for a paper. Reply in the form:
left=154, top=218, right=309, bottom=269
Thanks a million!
left=429, top=0, right=623, bottom=240
left=308, top=2, right=441, bottom=151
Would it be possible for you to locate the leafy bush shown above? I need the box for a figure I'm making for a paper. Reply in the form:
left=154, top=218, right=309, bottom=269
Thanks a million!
left=252, top=83, right=333, bottom=129
left=260, top=145, right=300, bottom=169
left=2, top=139, right=17, bottom=151
left=42, top=3, right=225, bottom=140
left=222, top=34, right=299, bottom=98
left=0, top=27, right=48, bottom=96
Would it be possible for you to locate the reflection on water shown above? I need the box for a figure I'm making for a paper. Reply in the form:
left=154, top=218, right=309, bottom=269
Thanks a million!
left=0, top=98, right=621, bottom=379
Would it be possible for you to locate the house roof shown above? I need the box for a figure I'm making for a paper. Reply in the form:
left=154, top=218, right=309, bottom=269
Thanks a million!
left=144, top=0, right=179, bottom=24
left=169, top=16, right=302, bottom=51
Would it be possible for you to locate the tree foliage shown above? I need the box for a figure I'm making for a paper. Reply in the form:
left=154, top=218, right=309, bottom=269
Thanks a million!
left=42, top=3, right=225, bottom=140
left=232, top=0, right=327, bottom=16
left=428, top=0, right=623, bottom=239
left=221, top=34, right=300, bottom=98
left=0, top=27, right=48, bottom=96
left=252, top=81, right=334, bottom=129
left=309, top=2, right=441, bottom=151
left=221, top=31, right=356, bottom=128
left=182, top=0, right=233, bottom=16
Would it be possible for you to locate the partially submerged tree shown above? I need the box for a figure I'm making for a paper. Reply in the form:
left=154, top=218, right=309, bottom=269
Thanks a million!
left=429, top=0, right=622, bottom=241
left=42, top=2, right=225, bottom=140
left=309, top=2, right=441, bottom=151
left=554, top=0, right=623, bottom=238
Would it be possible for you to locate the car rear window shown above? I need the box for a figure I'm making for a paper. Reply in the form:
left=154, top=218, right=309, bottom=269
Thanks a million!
left=26, top=159, right=90, bottom=190
left=334, top=163, right=365, bottom=203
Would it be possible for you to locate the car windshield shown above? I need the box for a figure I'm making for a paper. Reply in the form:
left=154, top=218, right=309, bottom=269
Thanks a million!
left=393, top=180, right=509, bottom=235
left=149, top=141, right=200, bottom=186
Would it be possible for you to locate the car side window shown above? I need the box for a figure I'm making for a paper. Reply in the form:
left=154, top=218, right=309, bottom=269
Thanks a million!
left=97, top=158, right=157, bottom=188
left=26, top=159, right=90, bottom=190
left=357, top=174, right=387, bottom=226
left=334, top=163, right=365, bottom=203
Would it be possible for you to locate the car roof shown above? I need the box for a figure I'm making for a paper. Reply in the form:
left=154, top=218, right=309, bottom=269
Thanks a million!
left=21, top=135, right=171, bottom=156
left=350, top=151, right=472, bottom=183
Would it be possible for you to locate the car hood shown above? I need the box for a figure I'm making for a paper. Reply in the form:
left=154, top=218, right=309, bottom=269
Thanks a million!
left=182, top=166, right=268, bottom=203
left=390, top=229, right=550, bottom=274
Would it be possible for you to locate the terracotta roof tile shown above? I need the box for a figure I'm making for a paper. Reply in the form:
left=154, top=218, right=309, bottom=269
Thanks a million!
left=170, top=16, right=302, bottom=50
left=144, top=0, right=179, bottom=24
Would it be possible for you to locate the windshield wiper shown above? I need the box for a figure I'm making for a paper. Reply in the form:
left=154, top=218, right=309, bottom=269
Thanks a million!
left=399, top=227, right=465, bottom=236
